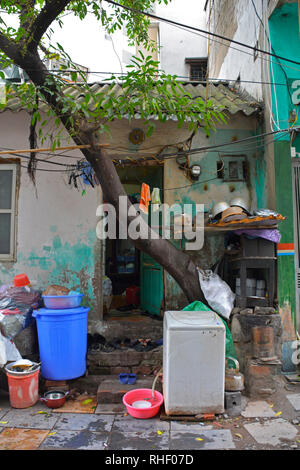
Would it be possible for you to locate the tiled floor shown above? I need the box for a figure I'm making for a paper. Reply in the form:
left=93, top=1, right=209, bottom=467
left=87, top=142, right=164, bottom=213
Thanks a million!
left=1, top=386, right=300, bottom=450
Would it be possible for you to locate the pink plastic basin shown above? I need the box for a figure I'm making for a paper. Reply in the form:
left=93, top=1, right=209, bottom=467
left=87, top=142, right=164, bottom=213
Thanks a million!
left=123, top=388, right=164, bottom=419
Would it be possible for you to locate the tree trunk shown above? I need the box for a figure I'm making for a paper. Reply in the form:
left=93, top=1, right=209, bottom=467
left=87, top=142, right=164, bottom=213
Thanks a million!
left=82, top=146, right=205, bottom=304
left=5, top=47, right=205, bottom=306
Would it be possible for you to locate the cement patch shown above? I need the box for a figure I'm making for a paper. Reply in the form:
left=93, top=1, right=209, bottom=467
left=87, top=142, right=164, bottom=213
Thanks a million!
left=286, top=393, right=300, bottom=411
left=244, top=418, right=299, bottom=446
left=170, top=421, right=213, bottom=431
left=241, top=401, right=276, bottom=418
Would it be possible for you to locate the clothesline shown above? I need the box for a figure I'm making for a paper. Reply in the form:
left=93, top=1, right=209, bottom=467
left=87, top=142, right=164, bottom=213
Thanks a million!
left=0, top=143, right=110, bottom=155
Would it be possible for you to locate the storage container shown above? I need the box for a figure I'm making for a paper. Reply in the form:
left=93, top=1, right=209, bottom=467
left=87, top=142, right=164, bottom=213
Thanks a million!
left=42, top=294, right=83, bottom=309
left=5, top=362, right=40, bottom=408
left=126, top=286, right=140, bottom=305
left=33, top=306, right=89, bottom=380
left=163, top=310, right=225, bottom=416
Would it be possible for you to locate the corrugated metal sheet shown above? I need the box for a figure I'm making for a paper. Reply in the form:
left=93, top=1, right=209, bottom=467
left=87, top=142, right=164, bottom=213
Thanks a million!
left=0, top=81, right=261, bottom=117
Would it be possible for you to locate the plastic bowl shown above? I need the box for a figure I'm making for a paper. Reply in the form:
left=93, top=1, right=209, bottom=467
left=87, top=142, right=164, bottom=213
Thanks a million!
left=123, top=388, right=164, bottom=419
left=42, top=294, right=83, bottom=309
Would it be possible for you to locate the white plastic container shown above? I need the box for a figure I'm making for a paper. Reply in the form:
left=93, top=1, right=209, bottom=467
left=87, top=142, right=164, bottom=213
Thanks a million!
left=163, top=310, right=225, bottom=416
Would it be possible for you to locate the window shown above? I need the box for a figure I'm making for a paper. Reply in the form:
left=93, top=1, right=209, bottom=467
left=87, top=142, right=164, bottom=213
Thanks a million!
left=0, top=164, right=17, bottom=260
left=185, top=58, right=208, bottom=82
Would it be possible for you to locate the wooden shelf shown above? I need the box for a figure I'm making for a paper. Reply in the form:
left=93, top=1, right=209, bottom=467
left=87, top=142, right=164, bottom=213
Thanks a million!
left=204, top=224, right=278, bottom=233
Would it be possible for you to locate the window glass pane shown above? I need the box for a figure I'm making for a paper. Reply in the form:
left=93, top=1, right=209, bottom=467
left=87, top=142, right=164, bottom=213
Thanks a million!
left=0, top=213, right=11, bottom=254
left=0, top=170, right=13, bottom=210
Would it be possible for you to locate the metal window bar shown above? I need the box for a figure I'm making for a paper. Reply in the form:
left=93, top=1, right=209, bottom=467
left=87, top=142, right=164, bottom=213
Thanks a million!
left=0, top=164, right=16, bottom=260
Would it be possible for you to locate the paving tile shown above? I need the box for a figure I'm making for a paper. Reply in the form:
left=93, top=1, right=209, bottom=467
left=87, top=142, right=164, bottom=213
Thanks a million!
left=241, top=401, right=276, bottom=418
left=0, top=427, right=49, bottom=450
left=286, top=394, right=300, bottom=411
left=54, top=413, right=114, bottom=432
left=40, top=429, right=109, bottom=450
left=51, top=394, right=97, bottom=413
left=170, top=421, right=213, bottom=431
left=170, top=429, right=235, bottom=450
left=1, top=408, right=60, bottom=429
left=113, top=415, right=169, bottom=433
left=108, top=430, right=169, bottom=450
left=95, top=403, right=125, bottom=414
left=244, top=418, right=299, bottom=447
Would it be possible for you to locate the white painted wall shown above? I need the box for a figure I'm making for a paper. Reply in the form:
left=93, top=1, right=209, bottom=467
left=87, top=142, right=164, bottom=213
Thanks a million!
left=156, top=0, right=208, bottom=77
left=0, top=110, right=102, bottom=322
left=208, top=0, right=271, bottom=101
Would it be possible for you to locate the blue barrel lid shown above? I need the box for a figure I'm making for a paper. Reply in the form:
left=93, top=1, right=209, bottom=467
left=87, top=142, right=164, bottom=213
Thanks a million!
left=33, top=306, right=90, bottom=317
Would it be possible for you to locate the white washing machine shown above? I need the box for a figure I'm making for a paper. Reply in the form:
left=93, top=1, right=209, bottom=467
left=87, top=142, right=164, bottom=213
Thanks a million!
left=163, top=310, right=225, bottom=416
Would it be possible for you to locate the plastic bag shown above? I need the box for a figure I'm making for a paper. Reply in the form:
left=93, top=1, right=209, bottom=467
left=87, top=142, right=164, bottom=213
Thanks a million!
left=183, top=300, right=237, bottom=362
left=197, top=268, right=235, bottom=320
left=0, top=285, right=41, bottom=339
left=102, top=276, right=112, bottom=310
left=0, top=331, right=22, bottom=367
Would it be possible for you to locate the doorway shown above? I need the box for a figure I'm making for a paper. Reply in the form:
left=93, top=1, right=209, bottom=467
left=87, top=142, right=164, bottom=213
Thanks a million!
left=104, top=165, right=164, bottom=316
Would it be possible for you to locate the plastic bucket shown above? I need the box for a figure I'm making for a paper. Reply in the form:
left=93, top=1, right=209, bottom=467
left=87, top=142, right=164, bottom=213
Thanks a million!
left=5, top=363, right=40, bottom=409
left=33, top=306, right=89, bottom=380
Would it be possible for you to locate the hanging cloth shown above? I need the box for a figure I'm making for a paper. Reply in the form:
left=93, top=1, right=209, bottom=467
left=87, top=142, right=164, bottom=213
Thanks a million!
left=140, top=183, right=151, bottom=214
left=151, top=187, right=161, bottom=212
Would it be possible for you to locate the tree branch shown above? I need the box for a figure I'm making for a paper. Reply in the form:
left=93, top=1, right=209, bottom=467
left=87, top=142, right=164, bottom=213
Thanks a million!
left=24, top=0, right=72, bottom=52
left=0, top=32, right=22, bottom=64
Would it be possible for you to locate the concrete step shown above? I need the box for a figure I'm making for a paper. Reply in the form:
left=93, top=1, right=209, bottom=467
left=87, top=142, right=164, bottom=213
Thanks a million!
left=87, top=345, right=163, bottom=376
left=96, top=375, right=161, bottom=404
left=96, top=313, right=163, bottom=342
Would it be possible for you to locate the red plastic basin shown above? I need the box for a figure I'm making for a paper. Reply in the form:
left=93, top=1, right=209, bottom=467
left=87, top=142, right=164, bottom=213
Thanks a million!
left=123, top=388, right=164, bottom=419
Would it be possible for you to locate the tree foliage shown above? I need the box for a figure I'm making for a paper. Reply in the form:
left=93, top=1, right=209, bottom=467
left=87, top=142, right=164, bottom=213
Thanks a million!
left=0, top=0, right=226, bottom=147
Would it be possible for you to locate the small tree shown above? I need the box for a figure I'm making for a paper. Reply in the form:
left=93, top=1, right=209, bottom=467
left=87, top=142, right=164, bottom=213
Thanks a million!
left=0, top=0, right=226, bottom=304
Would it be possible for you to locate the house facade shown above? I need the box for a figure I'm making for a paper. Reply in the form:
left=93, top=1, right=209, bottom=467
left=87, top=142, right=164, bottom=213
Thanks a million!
left=0, top=80, right=263, bottom=332
left=206, top=0, right=300, bottom=346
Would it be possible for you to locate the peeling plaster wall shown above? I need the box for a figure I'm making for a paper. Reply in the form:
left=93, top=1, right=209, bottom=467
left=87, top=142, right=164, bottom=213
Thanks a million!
left=0, top=110, right=102, bottom=323
left=0, top=109, right=264, bottom=320
left=102, top=112, right=263, bottom=311
left=161, top=113, right=264, bottom=309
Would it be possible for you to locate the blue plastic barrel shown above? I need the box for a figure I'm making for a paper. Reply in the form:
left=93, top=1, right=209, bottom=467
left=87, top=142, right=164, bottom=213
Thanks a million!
left=32, top=307, right=89, bottom=380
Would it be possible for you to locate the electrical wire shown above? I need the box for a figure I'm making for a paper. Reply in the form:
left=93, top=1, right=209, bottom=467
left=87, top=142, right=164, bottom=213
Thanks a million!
left=104, top=0, right=300, bottom=68
left=0, top=128, right=291, bottom=173
left=17, top=67, right=300, bottom=87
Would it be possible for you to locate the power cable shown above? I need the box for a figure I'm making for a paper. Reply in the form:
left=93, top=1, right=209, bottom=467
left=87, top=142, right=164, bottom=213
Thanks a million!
left=15, top=67, right=300, bottom=87
left=104, top=0, right=300, bottom=68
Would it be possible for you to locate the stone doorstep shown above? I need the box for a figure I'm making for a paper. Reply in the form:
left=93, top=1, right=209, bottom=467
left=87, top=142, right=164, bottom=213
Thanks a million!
left=95, top=318, right=163, bottom=343
left=87, top=347, right=163, bottom=369
left=97, top=376, right=161, bottom=404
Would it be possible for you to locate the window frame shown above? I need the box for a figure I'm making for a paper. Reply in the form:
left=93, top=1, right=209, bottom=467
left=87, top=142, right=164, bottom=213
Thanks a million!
left=0, top=163, right=17, bottom=261
left=185, top=57, right=208, bottom=82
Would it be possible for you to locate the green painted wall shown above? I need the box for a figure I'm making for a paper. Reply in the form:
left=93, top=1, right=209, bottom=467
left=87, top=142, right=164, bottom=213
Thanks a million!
left=269, top=2, right=299, bottom=331
left=0, top=229, right=101, bottom=313
left=163, top=122, right=268, bottom=310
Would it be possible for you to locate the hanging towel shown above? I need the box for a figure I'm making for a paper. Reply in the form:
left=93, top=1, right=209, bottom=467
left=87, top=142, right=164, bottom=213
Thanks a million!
left=151, top=187, right=161, bottom=212
left=140, top=183, right=151, bottom=214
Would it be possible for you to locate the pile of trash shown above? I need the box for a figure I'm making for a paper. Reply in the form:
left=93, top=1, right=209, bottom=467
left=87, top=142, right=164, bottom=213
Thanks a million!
left=0, top=274, right=42, bottom=367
